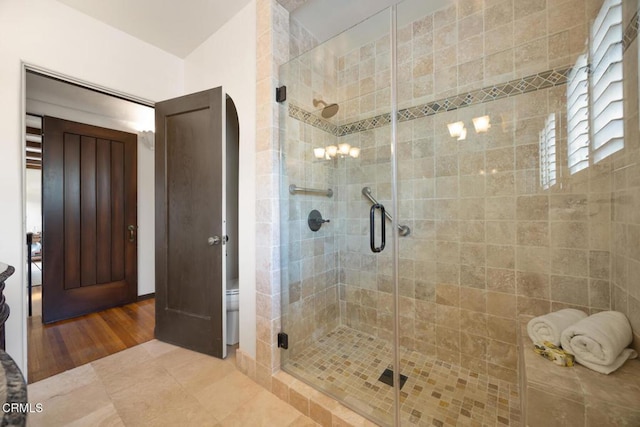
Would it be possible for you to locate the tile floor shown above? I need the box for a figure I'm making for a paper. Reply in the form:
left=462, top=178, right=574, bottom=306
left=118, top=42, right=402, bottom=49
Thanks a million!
left=27, top=340, right=318, bottom=427
left=284, top=326, right=521, bottom=427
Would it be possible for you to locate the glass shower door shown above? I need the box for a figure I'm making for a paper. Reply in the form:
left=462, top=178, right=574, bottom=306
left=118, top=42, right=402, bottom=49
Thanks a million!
left=278, top=6, right=403, bottom=426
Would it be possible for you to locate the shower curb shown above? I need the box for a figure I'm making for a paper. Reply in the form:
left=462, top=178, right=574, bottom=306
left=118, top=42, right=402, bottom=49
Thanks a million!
left=236, top=348, right=380, bottom=426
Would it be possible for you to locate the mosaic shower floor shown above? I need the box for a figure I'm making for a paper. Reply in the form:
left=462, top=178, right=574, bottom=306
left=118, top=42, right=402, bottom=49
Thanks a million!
left=284, top=326, right=521, bottom=426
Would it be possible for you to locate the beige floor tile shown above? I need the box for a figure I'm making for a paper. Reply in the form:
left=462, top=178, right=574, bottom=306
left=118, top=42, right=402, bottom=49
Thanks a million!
left=193, top=370, right=263, bottom=420
left=154, top=346, right=217, bottom=372
left=65, top=403, right=124, bottom=427
left=165, top=353, right=236, bottom=394
left=97, top=359, right=169, bottom=396
left=285, top=325, right=521, bottom=426
left=287, top=415, right=321, bottom=426
left=28, top=364, right=98, bottom=403
left=145, top=399, right=220, bottom=427
left=28, top=381, right=113, bottom=427
left=91, top=344, right=154, bottom=381
left=217, top=389, right=303, bottom=427
left=28, top=342, right=314, bottom=427
left=141, top=339, right=180, bottom=358
left=109, top=369, right=190, bottom=425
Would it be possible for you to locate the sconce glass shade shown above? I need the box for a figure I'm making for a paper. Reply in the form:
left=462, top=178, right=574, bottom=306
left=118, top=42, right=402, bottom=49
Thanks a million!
left=349, top=147, right=361, bottom=158
left=457, top=127, right=467, bottom=141
left=313, top=147, right=326, bottom=159
left=139, top=130, right=155, bottom=151
left=447, top=121, right=465, bottom=138
left=326, top=145, right=338, bottom=157
left=472, top=115, right=491, bottom=133
left=338, top=143, right=351, bottom=155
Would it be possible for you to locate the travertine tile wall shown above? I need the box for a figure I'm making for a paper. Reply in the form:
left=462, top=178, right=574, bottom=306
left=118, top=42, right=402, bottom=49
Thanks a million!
left=280, top=27, right=344, bottom=358
left=251, top=0, right=290, bottom=390
left=332, top=0, right=611, bottom=384
left=611, top=0, right=640, bottom=351
left=246, top=5, right=385, bottom=425
left=289, top=18, right=318, bottom=59
left=335, top=0, right=604, bottom=124
left=278, top=0, right=640, bottom=393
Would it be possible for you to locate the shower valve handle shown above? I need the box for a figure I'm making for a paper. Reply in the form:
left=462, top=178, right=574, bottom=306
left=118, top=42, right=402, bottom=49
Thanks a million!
left=308, top=210, right=329, bottom=232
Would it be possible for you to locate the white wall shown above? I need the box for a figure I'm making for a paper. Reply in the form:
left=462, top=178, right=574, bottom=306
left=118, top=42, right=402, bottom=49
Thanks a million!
left=25, top=169, right=42, bottom=233
left=0, top=0, right=184, bottom=376
left=184, top=0, right=257, bottom=357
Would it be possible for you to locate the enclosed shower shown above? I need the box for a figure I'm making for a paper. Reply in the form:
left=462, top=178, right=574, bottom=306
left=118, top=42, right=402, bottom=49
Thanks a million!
left=278, top=0, right=639, bottom=425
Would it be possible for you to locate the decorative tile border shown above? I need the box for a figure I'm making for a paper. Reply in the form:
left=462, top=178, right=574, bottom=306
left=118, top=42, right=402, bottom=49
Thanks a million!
left=623, top=10, right=639, bottom=51
left=289, top=66, right=573, bottom=137
left=288, top=103, right=338, bottom=135
left=338, top=113, right=391, bottom=136
left=289, top=5, right=639, bottom=137
left=340, top=67, right=573, bottom=136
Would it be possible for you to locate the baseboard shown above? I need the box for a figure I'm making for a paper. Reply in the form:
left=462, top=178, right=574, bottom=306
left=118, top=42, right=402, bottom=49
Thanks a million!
left=137, top=293, right=155, bottom=301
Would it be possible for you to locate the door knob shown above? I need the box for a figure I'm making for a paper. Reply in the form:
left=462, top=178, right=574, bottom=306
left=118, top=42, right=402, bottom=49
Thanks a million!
left=208, top=236, right=221, bottom=246
left=128, top=225, right=135, bottom=242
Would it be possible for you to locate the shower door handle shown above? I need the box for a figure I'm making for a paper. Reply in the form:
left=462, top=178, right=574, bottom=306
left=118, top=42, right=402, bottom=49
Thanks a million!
left=369, top=204, right=386, bottom=253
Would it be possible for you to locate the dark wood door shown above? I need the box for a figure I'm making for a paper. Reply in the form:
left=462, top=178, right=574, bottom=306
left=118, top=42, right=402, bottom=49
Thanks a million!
left=42, top=117, right=138, bottom=323
left=155, top=87, right=224, bottom=358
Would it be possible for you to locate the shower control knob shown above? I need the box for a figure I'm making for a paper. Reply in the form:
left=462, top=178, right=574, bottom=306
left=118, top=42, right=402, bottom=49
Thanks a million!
left=308, top=210, right=329, bottom=232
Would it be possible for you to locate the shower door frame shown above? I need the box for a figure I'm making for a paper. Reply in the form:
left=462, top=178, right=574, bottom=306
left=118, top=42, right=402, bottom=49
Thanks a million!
left=277, top=5, right=404, bottom=426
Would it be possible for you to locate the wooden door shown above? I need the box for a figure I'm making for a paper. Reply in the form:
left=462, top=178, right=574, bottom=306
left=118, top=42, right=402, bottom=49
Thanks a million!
left=42, top=117, right=138, bottom=323
left=155, top=87, right=225, bottom=358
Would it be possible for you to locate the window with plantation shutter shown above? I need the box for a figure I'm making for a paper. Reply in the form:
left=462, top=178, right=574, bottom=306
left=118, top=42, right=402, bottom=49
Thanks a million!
left=540, top=113, right=557, bottom=190
left=589, top=0, right=624, bottom=163
left=567, top=53, right=590, bottom=174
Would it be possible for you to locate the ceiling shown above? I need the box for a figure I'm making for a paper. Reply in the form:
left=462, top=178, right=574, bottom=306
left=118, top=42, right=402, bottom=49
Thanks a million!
left=56, top=0, right=253, bottom=58
left=278, top=0, right=310, bottom=12
left=55, top=0, right=445, bottom=60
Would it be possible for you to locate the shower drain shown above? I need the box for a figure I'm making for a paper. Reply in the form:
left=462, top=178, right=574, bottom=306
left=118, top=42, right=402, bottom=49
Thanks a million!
left=377, top=368, right=408, bottom=389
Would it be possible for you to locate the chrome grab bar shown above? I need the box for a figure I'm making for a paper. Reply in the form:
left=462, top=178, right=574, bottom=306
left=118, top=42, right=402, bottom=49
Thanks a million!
left=289, top=184, right=333, bottom=198
left=361, top=187, right=410, bottom=236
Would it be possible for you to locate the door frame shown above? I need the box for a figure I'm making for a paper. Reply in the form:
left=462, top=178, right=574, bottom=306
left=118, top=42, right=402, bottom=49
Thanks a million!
left=21, top=63, right=155, bottom=379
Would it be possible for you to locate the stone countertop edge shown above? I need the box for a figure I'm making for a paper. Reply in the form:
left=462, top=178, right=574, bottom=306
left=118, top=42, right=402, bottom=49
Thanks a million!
left=0, top=351, right=27, bottom=427
left=0, top=265, right=14, bottom=283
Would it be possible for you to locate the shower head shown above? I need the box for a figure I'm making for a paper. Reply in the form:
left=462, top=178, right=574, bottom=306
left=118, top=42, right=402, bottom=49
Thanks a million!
left=313, top=98, right=340, bottom=119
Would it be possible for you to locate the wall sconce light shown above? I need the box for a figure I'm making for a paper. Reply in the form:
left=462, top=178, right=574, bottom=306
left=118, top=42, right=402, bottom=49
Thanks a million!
left=338, top=143, right=351, bottom=155
left=313, top=144, right=360, bottom=160
left=139, top=130, right=155, bottom=151
left=313, top=147, right=326, bottom=159
left=447, top=121, right=467, bottom=141
left=448, top=116, right=491, bottom=141
left=473, top=115, right=491, bottom=133
left=447, top=121, right=465, bottom=138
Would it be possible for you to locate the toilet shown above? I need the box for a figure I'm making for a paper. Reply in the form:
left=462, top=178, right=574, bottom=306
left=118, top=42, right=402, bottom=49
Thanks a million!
left=226, top=278, right=239, bottom=345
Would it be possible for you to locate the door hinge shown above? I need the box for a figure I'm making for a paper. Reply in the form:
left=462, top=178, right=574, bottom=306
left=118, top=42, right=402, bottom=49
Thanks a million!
left=277, top=332, right=288, bottom=349
left=276, top=86, right=287, bottom=103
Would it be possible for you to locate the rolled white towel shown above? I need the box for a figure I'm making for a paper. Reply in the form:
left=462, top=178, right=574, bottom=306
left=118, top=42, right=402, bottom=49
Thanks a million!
left=527, top=308, right=588, bottom=346
left=560, top=311, right=638, bottom=374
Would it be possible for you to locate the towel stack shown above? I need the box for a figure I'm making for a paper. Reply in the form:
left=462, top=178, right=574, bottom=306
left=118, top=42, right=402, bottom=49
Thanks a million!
left=527, top=309, right=638, bottom=374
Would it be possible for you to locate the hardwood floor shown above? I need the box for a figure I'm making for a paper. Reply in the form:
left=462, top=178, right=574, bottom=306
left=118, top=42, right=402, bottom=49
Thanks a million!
left=28, top=286, right=155, bottom=383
